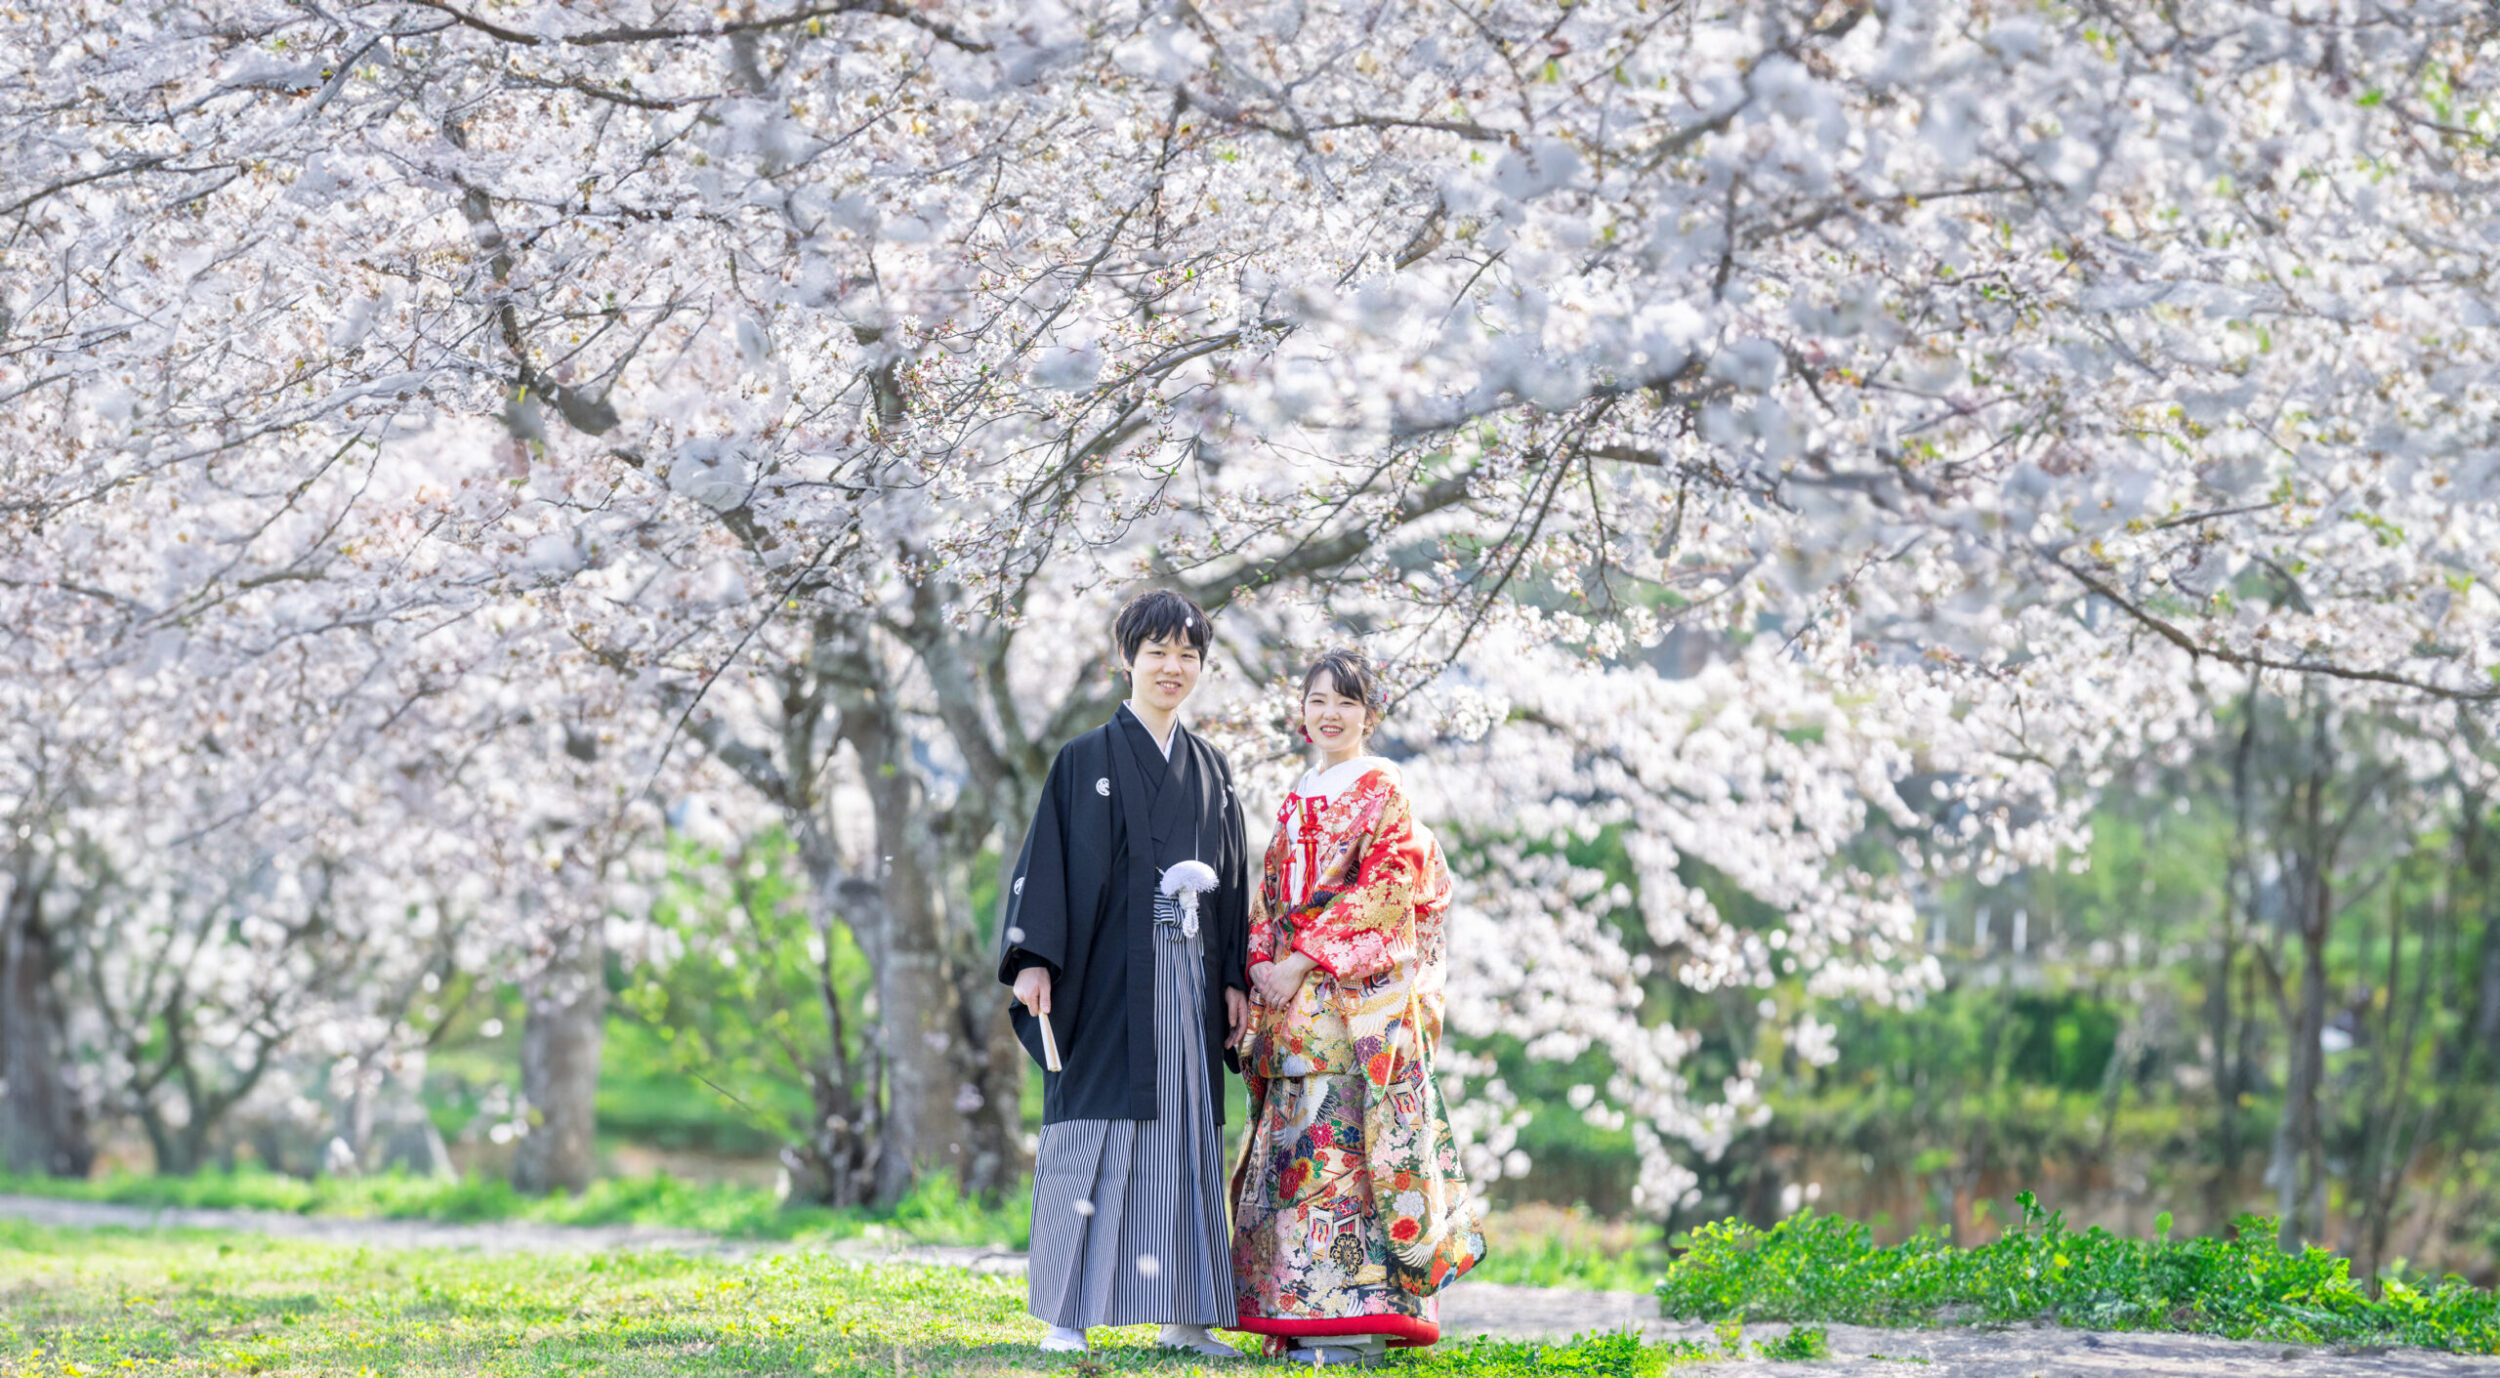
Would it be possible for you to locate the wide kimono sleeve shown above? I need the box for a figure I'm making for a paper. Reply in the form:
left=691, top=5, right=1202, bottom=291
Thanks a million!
left=1289, top=785, right=1434, bottom=982
left=997, top=747, right=1074, bottom=985
left=1246, top=873, right=1278, bottom=969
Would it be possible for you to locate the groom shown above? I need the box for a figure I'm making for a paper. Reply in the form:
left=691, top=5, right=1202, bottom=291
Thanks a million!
left=998, top=588, right=1251, bottom=1358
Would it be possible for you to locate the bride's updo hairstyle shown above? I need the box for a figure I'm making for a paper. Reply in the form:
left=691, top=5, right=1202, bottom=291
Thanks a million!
left=1300, top=648, right=1387, bottom=729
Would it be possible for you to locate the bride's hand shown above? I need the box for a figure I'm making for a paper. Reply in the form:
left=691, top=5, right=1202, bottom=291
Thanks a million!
left=1251, top=952, right=1318, bottom=1007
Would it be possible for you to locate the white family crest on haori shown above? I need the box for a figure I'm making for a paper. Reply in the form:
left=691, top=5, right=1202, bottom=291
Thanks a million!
left=1159, top=860, right=1221, bottom=939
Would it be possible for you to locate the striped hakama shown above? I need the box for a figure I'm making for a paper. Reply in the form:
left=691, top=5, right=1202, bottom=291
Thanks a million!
left=1028, top=891, right=1235, bottom=1328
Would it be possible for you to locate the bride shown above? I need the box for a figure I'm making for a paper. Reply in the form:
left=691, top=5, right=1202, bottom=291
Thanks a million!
left=1229, top=648, right=1485, bottom=1365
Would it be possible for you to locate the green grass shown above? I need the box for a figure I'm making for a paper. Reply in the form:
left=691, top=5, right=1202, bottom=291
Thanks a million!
left=0, top=1168, right=1030, bottom=1248
left=1461, top=1225, right=1665, bottom=1293
left=0, top=1223, right=1698, bottom=1376
left=1656, top=1193, right=2500, bottom=1354
left=1750, top=1324, right=1828, bottom=1361
left=0, top=1170, right=1675, bottom=1292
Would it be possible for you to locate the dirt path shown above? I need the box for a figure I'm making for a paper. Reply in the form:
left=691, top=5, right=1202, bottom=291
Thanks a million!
left=1640, top=1320, right=2500, bottom=1377
left=7, top=1194, right=2496, bottom=1374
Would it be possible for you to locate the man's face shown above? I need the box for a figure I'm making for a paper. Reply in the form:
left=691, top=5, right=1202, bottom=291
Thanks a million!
left=1123, top=633, right=1203, bottom=714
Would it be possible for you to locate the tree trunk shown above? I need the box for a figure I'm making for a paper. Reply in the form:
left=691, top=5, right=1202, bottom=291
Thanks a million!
left=0, top=861, right=94, bottom=1177
left=2278, top=826, right=2332, bottom=1248
left=852, top=884, right=966, bottom=1204
left=777, top=884, right=882, bottom=1207
left=946, top=817, right=1035, bottom=1201
left=513, top=925, right=604, bottom=1195
left=2352, top=883, right=2435, bottom=1293
left=840, top=694, right=970, bottom=1205
left=954, top=975, right=1028, bottom=1199
left=814, top=773, right=1022, bottom=1206
left=2271, top=933, right=2324, bottom=1250
left=686, top=585, right=1108, bottom=1209
left=2269, top=701, right=2341, bottom=1252
left=943, top=922, right=1027, bottom=1200
left=2207, top=678, right=2260, bottom=1218
left=709, top=609, right=1085, bottom=1209
left=2428, top=796, right=2492, bottom=1090
left=2472, top=894, right=2500, bottom=1071
left=914, top=613, right=1051, bottom=1203
left=2203, top=931, right=2239, bottom=1213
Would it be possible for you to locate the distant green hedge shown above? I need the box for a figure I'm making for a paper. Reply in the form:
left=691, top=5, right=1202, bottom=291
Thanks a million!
left=1657, top=1193, right=2500, bottom=1354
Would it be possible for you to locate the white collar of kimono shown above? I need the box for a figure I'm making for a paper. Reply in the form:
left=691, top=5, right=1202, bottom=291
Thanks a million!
left=1119, top=700, right=1179, bottom=759
left=1295, top=754, right=1394, bottom=798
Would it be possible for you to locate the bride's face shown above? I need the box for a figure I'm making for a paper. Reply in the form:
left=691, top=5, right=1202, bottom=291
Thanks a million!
left=1302, top=673, right=1367, bottom=755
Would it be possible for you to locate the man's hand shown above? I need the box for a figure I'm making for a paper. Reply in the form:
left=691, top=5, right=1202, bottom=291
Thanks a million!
left=1012, top=965, right=1052, bottom=1017
left=1226, top=987, right=1249, bottom=1048
left=1251, top=951, right=1318, bottom=1008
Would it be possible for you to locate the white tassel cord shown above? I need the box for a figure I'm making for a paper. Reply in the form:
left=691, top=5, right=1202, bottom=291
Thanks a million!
left=1159, top=859, right=1219, bottom=938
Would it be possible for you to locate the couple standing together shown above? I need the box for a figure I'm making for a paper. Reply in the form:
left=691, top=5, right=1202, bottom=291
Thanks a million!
left=997, top=590, right=1486, bottom=1365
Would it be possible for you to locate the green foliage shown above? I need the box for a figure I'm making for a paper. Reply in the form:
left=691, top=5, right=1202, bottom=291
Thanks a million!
left=1730, top=772, right=2500, bottom=1267
left=0, top=1166, right=1032, bottom=1247
left=1495, top=1057, right=1641, bottom=1214
left=597, top=1017, right=793, bottom=1155
left=0, top=1224, right=1702, bottom=1376
left=1406, top=1328, right=1702, bottom=1377
left=1754, top=1325, right=1830, bottom=1361
left=610, top=831, right=872, bottom=1167
left=1464, top=1215, right=1668, bottom=1292
left=864, top=1167, right=1037, bottom=1248
left=2002, top=994, right=2121, bottom=1091
left=1656, top=1195, right=2500, bottom=1353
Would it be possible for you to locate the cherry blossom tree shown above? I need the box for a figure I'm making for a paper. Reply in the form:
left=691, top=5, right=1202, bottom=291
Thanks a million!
left=0, top=408, right=673, bottom=1175
left=5, top=0, right=2497, bottom=1223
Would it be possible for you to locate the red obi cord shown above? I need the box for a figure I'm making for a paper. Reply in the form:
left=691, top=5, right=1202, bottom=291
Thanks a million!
left=1285, top=793, right=1326, bottom=907
left=1232, top=1313, right=1440, bottom=1349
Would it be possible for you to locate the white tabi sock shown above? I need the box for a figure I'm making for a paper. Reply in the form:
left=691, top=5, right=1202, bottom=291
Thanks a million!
left=1158, top=1323, right=1240, bottom=1358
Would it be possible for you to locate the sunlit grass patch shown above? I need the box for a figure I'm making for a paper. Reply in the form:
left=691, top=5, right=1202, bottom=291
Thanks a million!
left=0, top=1223, right=1699, bottom=1375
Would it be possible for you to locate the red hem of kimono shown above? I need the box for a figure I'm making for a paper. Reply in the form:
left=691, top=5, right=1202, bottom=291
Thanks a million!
left=1232, top=1313, right=1439, bottom=1348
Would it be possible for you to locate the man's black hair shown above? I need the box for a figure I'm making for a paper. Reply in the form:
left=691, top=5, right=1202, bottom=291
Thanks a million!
left=1114, top=589, right=1212, bottom=664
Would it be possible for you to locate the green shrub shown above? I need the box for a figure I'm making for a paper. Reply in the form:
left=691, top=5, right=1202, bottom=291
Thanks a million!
left=1755, top=1325, right=1829, bottom=1360
left=1656, top=1193, right=2500, bottom=1354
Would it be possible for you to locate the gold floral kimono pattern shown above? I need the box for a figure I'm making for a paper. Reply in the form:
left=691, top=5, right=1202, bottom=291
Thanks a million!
left=1231, top=767, right=1484, bottom=1336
